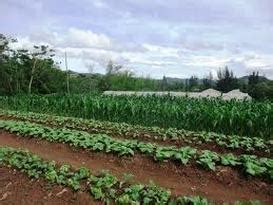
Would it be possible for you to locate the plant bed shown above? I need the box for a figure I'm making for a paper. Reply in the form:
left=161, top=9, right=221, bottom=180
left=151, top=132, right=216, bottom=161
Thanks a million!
left=0, top=132, right=272, bottom=204
left=0, top=109, right=271, bottom=157
left=0, top=120, right=272, bottom=180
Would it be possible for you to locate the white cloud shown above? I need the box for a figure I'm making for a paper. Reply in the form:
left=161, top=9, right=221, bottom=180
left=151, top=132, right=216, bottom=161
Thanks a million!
left=65, top=28, right=112, bottom=49
left=92, top=0, right=107, bottom=8
left=28, top=28, right=112, bottom=50
left=8, top=25, right=273, bottom=79
left=142, top=44, right=180, bottom=57
left=245, top=54, right=273, bottom=68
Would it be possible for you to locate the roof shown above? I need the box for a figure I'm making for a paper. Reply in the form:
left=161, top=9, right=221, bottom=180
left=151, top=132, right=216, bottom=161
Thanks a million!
left=103, top=89, right=252, bottom=100
left=200, top=89, right=222, bottom=97
left=222, top=89, right=252, bottom=100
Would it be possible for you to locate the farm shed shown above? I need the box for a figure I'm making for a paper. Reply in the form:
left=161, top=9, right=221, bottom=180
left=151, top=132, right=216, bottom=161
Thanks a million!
left=103, top=89, right=252, bottom=101
left=222, top=89, right=252, bottom=101
left=200, top=89, right=222, bottom=98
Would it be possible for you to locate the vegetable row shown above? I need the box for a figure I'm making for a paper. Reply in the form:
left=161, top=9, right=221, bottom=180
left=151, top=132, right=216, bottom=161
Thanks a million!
left=0, top=146, right=214, bottom=205
left=0, top=109, right=271, bottom=154
left=0, top=119, right=272, bottom=180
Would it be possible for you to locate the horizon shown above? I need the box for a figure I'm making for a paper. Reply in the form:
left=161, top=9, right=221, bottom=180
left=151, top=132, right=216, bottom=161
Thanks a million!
left=69, top=68, right=268, bottom=80
left=1, top=0, right=273, bottom=79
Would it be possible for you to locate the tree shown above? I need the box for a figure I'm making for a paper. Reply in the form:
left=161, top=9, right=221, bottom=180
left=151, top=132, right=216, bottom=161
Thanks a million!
left=161, top=75, right=168, bottom=91
left=167, top=81, right=185, bottom=91
left=0, top=34, right=9, bottom=59
left=247, top=72, right=273, bottom=100
left=216, top=66, right=238, bottom=92
left=250, top=81, right=273, bottom=100
left=25, top=45, right=55, bottom=94
left=189, top=75, right=198, bottom=90
left=0, top=34, right=18, bottom=94
left=203, top=72, right=214, bottom=89
left=248, top=71, right=260, bottom=87
left=106, top=60, right=122, bottom=75
left=98, top=76, right=110, bottom=91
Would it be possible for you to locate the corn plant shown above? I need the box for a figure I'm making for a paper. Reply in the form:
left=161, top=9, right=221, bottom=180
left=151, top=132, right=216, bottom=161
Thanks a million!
left=0, top=94, right=272, bottom=139
left=1, top=109, right=271, bottom=154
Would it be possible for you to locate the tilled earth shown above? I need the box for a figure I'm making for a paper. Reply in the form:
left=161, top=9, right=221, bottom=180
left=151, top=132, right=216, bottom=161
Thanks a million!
left=0, top=131, right=272, bottom=204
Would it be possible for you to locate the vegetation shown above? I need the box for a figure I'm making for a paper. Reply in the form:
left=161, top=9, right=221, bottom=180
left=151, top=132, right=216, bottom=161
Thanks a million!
left=216, top=66, right=239, bottom=92
left=1, top=33, right=272, bottom=204
left=0, top=94, right=272, bottom=139
left=0, top=34, right=66, bottom=95
left=0, top=146, right=264, bottom=205
left=0, top=146, right=216, bottom=204
left=1, top=33, right=273, bottom=101
left=1, top=109, right=271, bottom=154
left=1, top=120, right=272, bottom=179
left=247, top=72, right=273, bottom=101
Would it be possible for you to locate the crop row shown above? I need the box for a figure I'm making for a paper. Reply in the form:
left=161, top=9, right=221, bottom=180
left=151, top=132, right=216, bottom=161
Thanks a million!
left=0, top=120, right=272, bottom=180
left=0, top=109, right=271, bottom=154
left=0, top=146, right=216, bottom=205
left=0, top=94, right=272, bottom=139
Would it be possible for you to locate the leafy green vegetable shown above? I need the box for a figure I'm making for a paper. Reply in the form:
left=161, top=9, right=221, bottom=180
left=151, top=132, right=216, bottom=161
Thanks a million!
left=0, top=119, right=272, bottom=179
left=0, top=109, right=271, bottom=154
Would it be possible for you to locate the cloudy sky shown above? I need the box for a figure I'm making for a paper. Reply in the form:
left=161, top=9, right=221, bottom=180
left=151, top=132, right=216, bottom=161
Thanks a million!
left=1, top=0, right=273, bottom=79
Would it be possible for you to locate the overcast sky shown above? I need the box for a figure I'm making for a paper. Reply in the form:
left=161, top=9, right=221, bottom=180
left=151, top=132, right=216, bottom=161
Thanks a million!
left=1, top=0, right=273, bottom=79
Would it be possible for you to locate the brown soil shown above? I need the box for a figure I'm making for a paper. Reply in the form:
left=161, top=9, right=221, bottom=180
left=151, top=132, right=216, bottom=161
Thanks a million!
left=0, top=115, right=271, bottom=158
left=0, top=131, right=272, bottom=204
left=0, top=166, right=100, bottom=205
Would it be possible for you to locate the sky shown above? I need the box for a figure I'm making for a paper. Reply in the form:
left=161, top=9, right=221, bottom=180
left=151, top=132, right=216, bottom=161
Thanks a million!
left=1, top=0, right=273, bottom=79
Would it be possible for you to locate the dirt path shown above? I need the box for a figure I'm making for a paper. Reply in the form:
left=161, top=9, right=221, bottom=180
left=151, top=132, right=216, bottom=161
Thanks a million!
left=0, top=166, right=99, bottom=205
left=0, top=131, right=272, bottom=204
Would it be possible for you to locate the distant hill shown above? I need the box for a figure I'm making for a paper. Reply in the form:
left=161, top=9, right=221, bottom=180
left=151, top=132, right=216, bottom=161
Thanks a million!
left=69, top=71, right=270, bottom=85
left=165, top=77, right=187, bottom=84
left=238, top=75, right=268, bottom=84
left=165, top=77, right=215, bottom=85
left=165, top=76, right=269, bottom=85
left=67, top=71, right=103, bottom=78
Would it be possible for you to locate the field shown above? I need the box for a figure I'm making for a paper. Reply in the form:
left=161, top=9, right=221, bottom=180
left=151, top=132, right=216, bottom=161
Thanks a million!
left=0, top=94, right=272, bottom=138
left=0, top=95, right=272, bottom=204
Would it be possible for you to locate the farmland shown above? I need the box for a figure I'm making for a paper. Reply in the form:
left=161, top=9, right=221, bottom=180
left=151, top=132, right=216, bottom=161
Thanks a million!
left=0, top=95, right=272, bottom=204
left=0, top=94, right=272, bottom=139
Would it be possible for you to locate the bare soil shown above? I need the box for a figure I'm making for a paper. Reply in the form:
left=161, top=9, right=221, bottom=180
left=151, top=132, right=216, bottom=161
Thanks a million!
left=0, top=131, right=272, bottom=204
left=0, top=166, right=100, bottom=205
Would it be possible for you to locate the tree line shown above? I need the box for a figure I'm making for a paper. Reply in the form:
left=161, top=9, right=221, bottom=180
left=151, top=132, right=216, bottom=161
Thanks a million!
left=0, top=34, right=66, bottom=94
left=0, top=33, right=273, bottom=100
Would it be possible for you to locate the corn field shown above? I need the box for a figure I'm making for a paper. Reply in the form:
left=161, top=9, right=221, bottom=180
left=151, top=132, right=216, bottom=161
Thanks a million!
left=0, top=94, right=272, bottom=139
